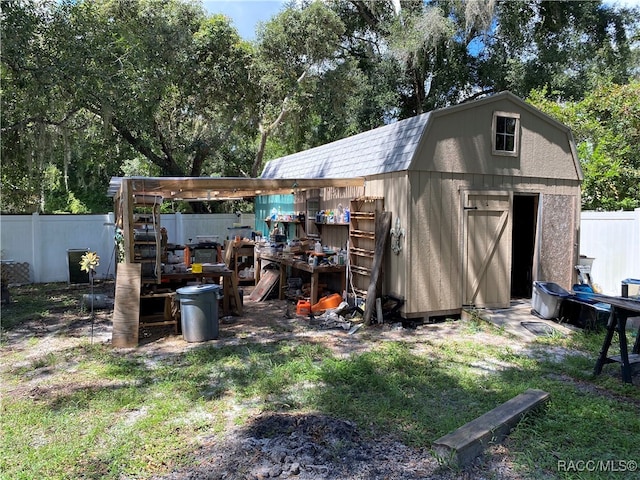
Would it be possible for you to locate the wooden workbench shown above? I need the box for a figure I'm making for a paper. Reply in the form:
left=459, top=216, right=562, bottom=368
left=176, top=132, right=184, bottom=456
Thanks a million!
left=592, top=294, right=640, bottom=383
left=161, top=269, right=242, bottom=316
left=257, top=252, right=346, bottom=305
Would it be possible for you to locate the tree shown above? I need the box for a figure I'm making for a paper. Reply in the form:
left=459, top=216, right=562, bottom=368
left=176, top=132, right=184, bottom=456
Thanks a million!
left=250, top=1, right=345, bottom=176
left=1, top=0, right=255, bottom=212
left=3, top=0, right=638, bottom=213
left=266, top=0, right=402, bottom=152
left=528, top=82, right=640, bottom=211
left=482, top=1, right=639, bottom=101
left=330, top=1, right=638, bottom=113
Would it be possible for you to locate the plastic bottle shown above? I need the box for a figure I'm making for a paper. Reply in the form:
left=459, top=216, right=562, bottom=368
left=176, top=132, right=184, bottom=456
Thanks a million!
left=315, top=241, right=322, bottom=254
left=344, top=207, right=350, bottom=223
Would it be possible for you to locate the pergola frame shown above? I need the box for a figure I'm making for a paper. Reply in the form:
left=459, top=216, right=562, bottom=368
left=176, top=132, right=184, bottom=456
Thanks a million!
left=109, top=176, right=364, bottom=266
left=108, top=176, right=364, bottom=202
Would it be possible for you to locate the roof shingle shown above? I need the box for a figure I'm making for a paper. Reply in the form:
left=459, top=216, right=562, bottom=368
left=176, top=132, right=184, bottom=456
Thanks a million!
left=260, top=111, right=431, bottom=179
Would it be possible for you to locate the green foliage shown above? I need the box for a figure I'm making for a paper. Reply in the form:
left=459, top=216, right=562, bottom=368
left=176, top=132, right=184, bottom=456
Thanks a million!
left=250, top=0, right=346, bottom=175
left=1, top=0, right=256, bottom=213
left=2, top=0, right=638, bottom=212
left=529, top=81, right=640, bottom=211
left=486, top=1, right=638, bottom=100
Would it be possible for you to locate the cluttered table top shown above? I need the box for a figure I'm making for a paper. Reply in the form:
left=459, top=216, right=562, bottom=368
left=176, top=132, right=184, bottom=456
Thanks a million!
left=258, top=251, right=346, bottom=273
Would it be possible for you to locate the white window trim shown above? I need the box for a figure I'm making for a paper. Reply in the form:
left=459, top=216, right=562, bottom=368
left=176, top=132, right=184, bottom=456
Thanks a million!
left=492, top=111, right=520, bottom=157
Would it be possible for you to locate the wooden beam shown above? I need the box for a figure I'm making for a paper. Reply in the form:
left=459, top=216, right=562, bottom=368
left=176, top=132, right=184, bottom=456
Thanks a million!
left=112, top=263, right=141, bottom=348
left=433, top=389, right=550, bottom=468
left=122, top=179, right=135, bottom=264
left=110, top=176, right=364, bottom=200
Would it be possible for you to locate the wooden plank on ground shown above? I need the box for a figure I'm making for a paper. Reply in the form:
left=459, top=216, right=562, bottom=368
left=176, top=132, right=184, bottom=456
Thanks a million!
left=363, top=211, right=392, bottom=325
left=432, top=388, right=550, bottom=468
left=249, top=268, right=280, bottom=302
left=112, top=263, right=141, bottom=348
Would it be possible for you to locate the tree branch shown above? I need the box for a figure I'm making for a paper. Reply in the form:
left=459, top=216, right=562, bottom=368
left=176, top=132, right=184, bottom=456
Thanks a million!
left=350, top=1, right=380, bottom=30
left=461, top=88, right=495, bottom=103
left=1, top=108, right=82, bottom=132
left=110, top=117, right=183, bottom=175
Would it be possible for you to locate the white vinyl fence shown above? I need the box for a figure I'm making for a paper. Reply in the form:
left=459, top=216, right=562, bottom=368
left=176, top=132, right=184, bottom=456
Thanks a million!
left=0, top=212, right=255, bottom=284
left=579, top=208, right=640, bottom=296
left=1, top=210, right=638, bottom=294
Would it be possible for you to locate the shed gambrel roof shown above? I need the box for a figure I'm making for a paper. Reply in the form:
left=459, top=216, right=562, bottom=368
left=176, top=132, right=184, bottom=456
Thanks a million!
left=260, top=112, right=431, bottom=179
left=260, top=91, right=581, bottom=181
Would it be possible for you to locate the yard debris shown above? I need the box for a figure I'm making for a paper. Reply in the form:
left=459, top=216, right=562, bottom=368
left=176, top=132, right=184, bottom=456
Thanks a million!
left=309, top=310, right=352, bottom=330
left=307, top=300, right=366, bottom=331
left=348, top=324, right=362, bottom=335
left=364, top=294, right=406, bottom=324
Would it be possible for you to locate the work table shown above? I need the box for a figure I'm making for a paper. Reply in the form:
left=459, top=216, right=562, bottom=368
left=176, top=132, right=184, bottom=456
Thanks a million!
left=257, top=252, right=346, bottom=305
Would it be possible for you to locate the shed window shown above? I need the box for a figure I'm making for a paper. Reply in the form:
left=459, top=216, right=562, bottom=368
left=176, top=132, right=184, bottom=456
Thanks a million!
left=492, top=112, right=520, bottom=156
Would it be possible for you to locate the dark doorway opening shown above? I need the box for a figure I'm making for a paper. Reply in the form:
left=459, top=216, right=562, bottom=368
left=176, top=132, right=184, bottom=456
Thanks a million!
left=511, top=195, right=538, bottom=298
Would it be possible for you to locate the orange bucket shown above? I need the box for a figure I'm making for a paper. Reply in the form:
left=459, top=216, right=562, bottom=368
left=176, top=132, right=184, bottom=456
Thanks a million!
left=296, top=300, right=311, bottom=316
left=311, top=293, right=342, bottom=313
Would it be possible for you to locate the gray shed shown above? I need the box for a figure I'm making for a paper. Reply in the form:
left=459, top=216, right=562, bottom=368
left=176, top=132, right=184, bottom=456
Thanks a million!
left=261, top=92, right=582, bottom=320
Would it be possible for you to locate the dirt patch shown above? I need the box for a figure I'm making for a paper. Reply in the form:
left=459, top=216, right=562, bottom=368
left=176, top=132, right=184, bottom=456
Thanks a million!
left=154, top=411, right=528, bottom=480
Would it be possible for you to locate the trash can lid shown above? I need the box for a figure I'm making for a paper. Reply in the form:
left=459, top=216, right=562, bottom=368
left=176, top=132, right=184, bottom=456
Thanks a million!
left=176, top=284, right=220, bottom=295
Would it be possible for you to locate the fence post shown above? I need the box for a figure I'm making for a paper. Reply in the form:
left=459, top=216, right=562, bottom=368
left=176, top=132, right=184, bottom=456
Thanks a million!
left=31, top=212, right=40, bottom=283
left=176, top=212, right=184, bottom=245
left=633, top=208, right=640, bottom=277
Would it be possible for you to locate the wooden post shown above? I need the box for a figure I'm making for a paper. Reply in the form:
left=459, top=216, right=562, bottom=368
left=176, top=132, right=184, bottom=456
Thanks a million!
left=363, top=211, right=392, bottom=325
left=112, top=263, right=141, bottom=348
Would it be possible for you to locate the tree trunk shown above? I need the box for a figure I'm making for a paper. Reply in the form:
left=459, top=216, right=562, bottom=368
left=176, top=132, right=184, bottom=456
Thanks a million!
left=250, top=69, right=308, bottom=178
left=251, top=128, right=270, bottom=178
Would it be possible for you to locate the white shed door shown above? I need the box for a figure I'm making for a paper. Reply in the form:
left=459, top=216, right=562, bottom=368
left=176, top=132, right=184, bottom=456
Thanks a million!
left=462, top=191, right=513, bottom=308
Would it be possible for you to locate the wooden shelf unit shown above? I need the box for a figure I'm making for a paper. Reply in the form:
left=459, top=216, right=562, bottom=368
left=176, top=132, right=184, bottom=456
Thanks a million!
left=265, top=218, right=306, bottom=240
left=129, top=195, right=163, bottom=284
left=349, top=197, right=384, bottom=297
left=224, top=240, right=256, bottom=284
left=314, top=222, right=350, bottom=237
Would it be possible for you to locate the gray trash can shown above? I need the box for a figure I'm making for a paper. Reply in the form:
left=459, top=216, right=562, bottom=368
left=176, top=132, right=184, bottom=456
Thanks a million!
left=176, top=284, right=220, bottom=342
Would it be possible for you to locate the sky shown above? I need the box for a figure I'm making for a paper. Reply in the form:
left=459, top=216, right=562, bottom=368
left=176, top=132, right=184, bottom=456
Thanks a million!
left=202, top=1, right=286, bottom=40
left=203, top=0, right=640, bottom=41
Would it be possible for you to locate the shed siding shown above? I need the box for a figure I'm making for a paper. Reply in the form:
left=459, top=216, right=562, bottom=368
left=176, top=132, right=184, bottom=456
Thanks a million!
left=364, top=173, right=408, bottom=301
left=418, top=98, right=577, bottom=180
left=380, top=170, right=580, bottom=318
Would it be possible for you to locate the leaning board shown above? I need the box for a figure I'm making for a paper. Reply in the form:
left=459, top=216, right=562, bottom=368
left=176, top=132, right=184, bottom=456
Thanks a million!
left=112, top=263, right=141, bottom=347
left=249, top=269, right=280, bottom=302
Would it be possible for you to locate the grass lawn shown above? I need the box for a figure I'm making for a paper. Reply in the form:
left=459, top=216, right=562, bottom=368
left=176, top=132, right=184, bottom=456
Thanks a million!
left=1, top=282, right=639, bottom=479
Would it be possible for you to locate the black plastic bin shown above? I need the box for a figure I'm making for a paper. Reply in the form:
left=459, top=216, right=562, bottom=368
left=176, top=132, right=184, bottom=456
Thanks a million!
left=176, top=284, right=220, bottom=342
